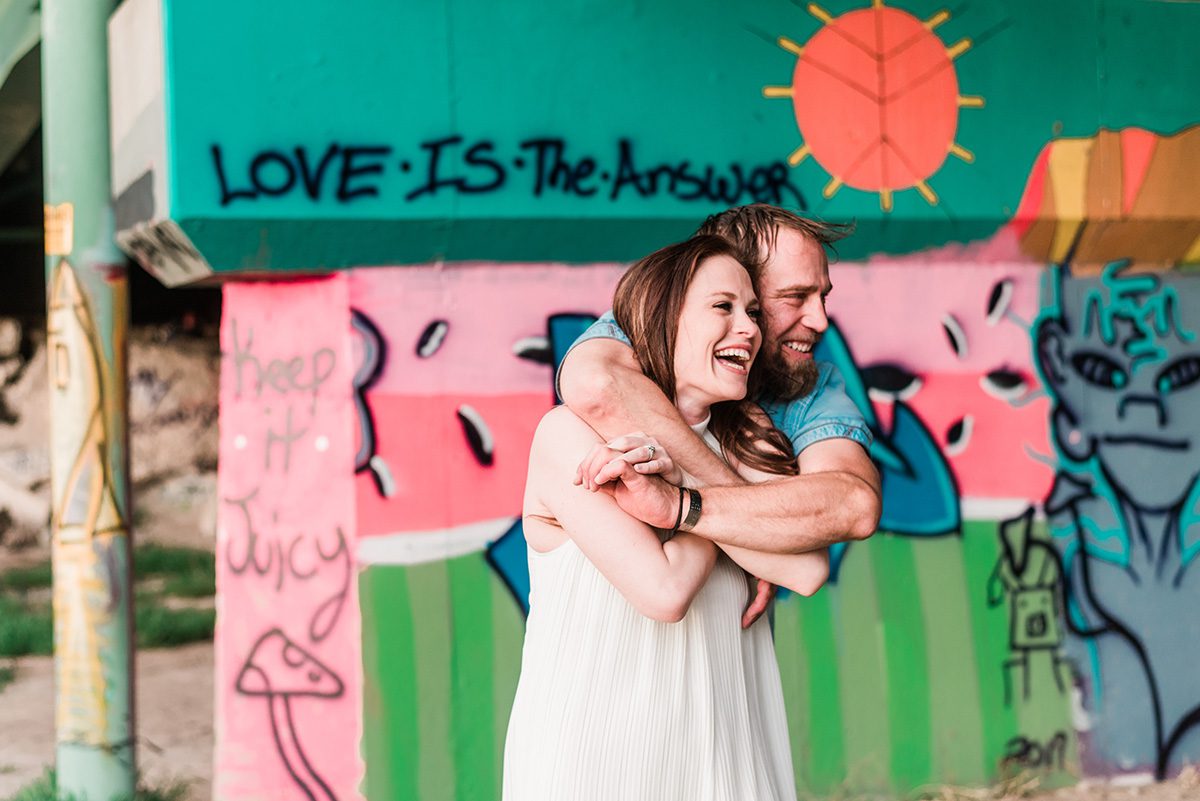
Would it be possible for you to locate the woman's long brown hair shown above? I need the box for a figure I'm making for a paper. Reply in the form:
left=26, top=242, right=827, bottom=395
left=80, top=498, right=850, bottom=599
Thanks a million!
left=612, top=235, right=797, bottom=477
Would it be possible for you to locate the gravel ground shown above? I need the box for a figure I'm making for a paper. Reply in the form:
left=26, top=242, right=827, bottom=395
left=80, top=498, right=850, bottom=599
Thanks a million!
left=0, top=643, right=213, bottom=801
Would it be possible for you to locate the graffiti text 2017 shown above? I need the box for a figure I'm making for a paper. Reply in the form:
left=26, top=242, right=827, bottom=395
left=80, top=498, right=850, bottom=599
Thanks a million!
left=211, top=137, right=806, bottom=208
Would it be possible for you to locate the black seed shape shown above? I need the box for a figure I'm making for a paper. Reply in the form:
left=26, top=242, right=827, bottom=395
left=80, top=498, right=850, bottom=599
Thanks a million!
left=513, top=335, right=553, bottom=365
left=987, top=279, right=1012, bottom=317
left=416, top=319, right=449, bottom=358
left=457, top=404, right=494, bottom=467
left=942, top=314, right=968, bottom=359
left=986, top=368, right=1024, bottom=390
left=861, top=363, right=919, bottom=394
left=947, top=418, right=966, bottom=446
left=517, top=347, right=553, bottom=365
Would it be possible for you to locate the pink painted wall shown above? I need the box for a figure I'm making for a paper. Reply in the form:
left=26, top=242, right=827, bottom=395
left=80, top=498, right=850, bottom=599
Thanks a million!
left=215, top=276, right=362, bottom=801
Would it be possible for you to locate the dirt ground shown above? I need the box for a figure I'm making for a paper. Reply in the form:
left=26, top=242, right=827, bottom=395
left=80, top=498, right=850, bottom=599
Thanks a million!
left=1, top=637, right=1197, bottom=801
left=0, top=643, right=214, bottom=801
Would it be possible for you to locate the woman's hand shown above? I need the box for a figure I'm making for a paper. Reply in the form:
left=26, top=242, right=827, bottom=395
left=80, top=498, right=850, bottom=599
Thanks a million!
left=574, top=433, right=684, bottom=490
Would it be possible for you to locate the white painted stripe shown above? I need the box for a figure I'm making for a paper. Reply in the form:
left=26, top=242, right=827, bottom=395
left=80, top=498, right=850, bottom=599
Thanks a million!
left=1107, top=772, right=1155, bottom=788
left=960, top=497, right=1039, bottom=521
left=357, top=516, right=518, bottom=566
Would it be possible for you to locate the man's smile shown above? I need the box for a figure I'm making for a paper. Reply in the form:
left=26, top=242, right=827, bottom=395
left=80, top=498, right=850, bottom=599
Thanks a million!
left=782, top=340, right=815, bottom=360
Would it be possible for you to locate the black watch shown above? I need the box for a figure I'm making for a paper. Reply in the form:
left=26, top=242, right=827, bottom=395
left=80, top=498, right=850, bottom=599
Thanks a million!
left=678, top=488, right=702, bottom=533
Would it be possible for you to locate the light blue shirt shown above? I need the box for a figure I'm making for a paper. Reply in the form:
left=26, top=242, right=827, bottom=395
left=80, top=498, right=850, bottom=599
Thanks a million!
left=560, top=312, right=872, bottom=455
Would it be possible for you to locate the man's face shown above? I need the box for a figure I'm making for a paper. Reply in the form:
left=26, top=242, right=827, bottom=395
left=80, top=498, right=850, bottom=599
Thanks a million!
left=754, top=227, right=832, bottom=398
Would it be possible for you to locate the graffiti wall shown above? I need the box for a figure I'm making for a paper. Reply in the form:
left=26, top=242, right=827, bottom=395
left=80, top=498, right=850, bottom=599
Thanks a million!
left=197, top=1, right=1200, bottom=799
left=208, top=139, right=1200, bottom=801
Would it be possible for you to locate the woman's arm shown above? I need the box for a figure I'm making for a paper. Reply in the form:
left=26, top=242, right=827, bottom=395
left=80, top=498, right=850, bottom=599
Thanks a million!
left=526, top=406, right=718, bottom=622
left=717, top=542, right=829, bottom=597
left=559, top=337, right=742, bottom=487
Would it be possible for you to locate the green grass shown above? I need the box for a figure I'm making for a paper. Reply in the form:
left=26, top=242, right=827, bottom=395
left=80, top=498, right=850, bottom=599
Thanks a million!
left=135, top=607, right=215, bottom=649
left=160, top=570, right=215, bottom=599
left=4, top=769, right=190, bottom=801
left=0, top=545, right=216, bottom=658
left=132, top=545, right=213, bottom=579
left=0, top=563, right=53, bottom=593
left=0, top=664, right=15, bottom=693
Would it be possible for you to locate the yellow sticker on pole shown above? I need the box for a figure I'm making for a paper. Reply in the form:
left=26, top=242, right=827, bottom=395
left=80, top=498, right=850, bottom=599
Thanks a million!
left=45, top=202, right=74, bottom=256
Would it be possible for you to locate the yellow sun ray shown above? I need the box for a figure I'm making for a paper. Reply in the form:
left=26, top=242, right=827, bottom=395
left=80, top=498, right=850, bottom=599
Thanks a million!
left=823, top=176, right=844, bottom=199
left=925, top=10, right=950, bottom=29
left=880, top=189, right=894, bottom=212
left=872, top=0, right=885, bottom=7
left=788, top=144, right=811, bottom=166
left=949, top=143, right=975, bottom=163
left=808, top=3, right=834, bottom=24
left=763, top=86, right=795, bottom=99
left=946, top=38, right=972, bottom=60
left=777, top=36, right=804, bottom=57
left=915, top=180, right=939, bottom=205
left=958, top=95, right=985, bottom=108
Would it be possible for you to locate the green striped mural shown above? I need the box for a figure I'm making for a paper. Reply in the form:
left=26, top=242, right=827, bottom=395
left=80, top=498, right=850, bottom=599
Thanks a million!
left=359, top=522, right=1075, bottom=799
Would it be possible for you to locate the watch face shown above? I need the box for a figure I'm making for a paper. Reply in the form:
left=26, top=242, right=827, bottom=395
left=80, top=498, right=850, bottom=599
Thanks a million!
left=682, top=489, right=702, bottom=531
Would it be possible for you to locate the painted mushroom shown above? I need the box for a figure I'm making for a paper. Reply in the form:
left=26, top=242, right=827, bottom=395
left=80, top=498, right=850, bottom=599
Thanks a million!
left=236, top=629, right=344, bottom=801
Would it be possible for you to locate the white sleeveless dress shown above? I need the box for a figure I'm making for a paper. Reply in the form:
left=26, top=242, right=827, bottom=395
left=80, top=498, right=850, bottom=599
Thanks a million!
left=503, top=425, right=796, bottom=801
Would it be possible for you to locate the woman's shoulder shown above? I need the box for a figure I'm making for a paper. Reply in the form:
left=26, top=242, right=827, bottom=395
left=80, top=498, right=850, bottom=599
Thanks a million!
left=535, top=405, right=597, bottom=438
left=531, top=406, right=604, bottom=461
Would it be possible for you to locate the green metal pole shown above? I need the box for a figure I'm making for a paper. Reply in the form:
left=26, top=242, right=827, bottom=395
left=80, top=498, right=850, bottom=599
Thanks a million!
left=41, top=1, right=136, bottom=800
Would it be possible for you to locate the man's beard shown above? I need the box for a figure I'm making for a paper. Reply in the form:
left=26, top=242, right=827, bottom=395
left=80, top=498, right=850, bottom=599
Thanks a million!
left=760, top=346, right=819, bottom=401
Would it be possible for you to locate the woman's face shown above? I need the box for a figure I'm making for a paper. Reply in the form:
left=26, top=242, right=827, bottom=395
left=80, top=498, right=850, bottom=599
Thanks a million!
left=672, top=255, right=762, bottom=416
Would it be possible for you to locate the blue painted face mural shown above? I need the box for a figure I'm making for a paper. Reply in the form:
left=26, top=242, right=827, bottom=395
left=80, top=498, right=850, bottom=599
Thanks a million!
left=1036, top=262, right=1200, bottom=779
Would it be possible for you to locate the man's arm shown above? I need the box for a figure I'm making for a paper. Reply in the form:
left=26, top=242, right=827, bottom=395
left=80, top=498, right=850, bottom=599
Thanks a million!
left=606, top=437, right=881, bottom=554
left=694, top=438, right=880, bottom=552
left=558, top=337, right=741, bottom=486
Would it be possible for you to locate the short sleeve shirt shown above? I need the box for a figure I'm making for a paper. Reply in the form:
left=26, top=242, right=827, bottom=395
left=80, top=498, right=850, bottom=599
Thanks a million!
left=560, top=311, right=873, bottom=455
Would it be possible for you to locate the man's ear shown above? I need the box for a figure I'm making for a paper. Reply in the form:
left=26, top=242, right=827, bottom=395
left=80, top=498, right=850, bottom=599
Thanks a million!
left=1035, top=317, right=1069, bottom=389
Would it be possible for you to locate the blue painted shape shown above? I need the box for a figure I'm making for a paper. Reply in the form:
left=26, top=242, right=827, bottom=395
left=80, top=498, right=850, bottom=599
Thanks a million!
left=548, top=313, right=599, bottom=404
left=486, top=519, right=530, bottom=614
left=815, top=322, right=878, bottom=429
left=877, top=402, right=961, bottom=536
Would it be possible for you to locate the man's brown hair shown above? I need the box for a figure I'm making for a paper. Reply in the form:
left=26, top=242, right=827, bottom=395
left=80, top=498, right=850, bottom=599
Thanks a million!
left=696, top=204, right=854, bottom=281
left=613, top=234, right=797, bottom=477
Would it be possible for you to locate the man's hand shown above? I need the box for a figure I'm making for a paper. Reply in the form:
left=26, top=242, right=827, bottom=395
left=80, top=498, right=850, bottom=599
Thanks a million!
left=575, top=433, right=682, bottom=490
left=587, top=457, right=681, bottom=530
left=742, top=579, right=776, bottom=629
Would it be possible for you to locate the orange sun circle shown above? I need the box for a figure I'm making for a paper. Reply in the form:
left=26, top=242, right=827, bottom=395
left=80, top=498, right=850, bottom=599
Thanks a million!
left=765, top=1, right=982, bottom=210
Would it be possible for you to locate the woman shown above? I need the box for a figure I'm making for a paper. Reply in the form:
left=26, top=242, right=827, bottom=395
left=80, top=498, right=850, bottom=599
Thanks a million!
left=503, top=235, right=828, bottom=801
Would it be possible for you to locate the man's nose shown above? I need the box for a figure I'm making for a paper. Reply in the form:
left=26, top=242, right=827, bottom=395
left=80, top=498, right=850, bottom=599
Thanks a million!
left=804, top=299, right=829, bottom=334
left=1118, top=393, right=1167, bottom=427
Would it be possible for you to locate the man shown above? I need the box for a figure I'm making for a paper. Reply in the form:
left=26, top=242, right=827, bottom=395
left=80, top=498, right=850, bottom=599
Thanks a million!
left=558, top=204, right=882, bottom=623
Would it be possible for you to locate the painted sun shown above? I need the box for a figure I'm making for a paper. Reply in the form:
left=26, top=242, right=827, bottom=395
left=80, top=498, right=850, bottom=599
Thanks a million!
left=763, top=0, right=983, bottom=211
